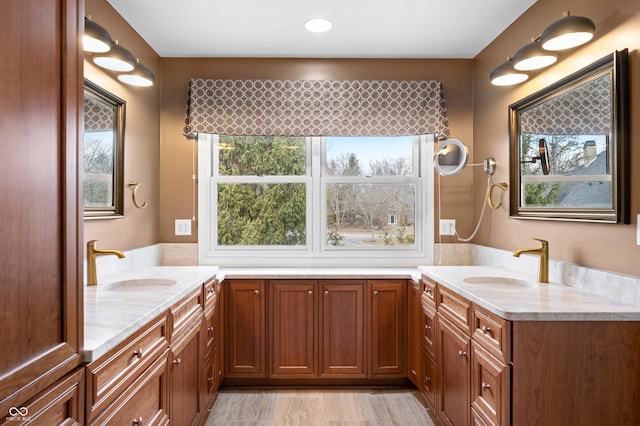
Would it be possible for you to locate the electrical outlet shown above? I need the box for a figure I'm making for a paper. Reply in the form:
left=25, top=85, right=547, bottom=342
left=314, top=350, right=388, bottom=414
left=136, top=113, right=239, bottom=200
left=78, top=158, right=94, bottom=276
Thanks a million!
left=439, top=219, right=456, bottom=236
left=175, top=219, right=192, bottom=236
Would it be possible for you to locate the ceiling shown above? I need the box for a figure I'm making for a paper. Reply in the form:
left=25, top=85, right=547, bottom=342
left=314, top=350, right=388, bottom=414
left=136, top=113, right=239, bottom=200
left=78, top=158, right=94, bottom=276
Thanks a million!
left=107, top=0, right=537, bottom=59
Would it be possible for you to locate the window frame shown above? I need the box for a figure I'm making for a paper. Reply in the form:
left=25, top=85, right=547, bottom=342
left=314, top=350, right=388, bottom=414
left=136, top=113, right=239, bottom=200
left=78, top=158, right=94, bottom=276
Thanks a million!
left=197, top=133, right=434, bottom=267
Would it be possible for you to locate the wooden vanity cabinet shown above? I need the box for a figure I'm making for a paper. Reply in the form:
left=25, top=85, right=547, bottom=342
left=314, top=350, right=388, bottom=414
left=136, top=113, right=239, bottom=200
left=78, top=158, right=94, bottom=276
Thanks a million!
left=0, top=0, right=83, bottom=416
left=204, top=279, right=224, bottom=407
left=225, top=279, right=266, bottom=378
left=438, top=313, right=471, bottom=426
left=168, top=287, right=206, bottom=426
left=407, top=280, right=423, bottom=387
left=369, top=279, right=406, bottom=377
left=269, top=280, right=318, bottom=378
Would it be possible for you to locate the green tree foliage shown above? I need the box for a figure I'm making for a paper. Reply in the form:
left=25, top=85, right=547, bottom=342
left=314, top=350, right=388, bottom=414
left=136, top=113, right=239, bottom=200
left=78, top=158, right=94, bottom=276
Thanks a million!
left=217, top=136, right=306, bottom=245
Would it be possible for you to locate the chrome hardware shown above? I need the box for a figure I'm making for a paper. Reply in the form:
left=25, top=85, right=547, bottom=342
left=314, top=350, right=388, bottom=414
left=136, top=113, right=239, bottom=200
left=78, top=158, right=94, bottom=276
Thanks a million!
left=173, top=358, right=182, bottom=366
left=132, top=348, right=143, bottom=359
left=132, top=417, right=143, bottom=425
left=482, top=382, right=491, bottom=391
left=458, top=350, right=467, bottom=357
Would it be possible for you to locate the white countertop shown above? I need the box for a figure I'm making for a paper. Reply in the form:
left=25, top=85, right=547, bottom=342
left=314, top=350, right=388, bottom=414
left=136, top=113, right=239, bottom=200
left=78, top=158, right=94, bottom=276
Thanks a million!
left=83, top=266, right=218, bottom=362
left=84, top=265, right=640, bottom=362
left=419, top=265, right=640, bottom=321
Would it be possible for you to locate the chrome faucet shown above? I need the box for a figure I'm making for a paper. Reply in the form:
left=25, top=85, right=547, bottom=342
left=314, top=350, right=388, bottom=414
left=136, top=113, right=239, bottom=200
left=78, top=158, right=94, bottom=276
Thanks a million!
left=513, top=238, right=549, bottom=283
left=87, top=239, right=125, bottom=286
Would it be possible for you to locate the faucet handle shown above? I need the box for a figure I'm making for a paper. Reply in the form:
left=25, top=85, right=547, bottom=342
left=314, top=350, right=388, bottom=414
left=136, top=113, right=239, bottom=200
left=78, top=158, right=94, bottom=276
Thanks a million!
left=532, top=238, right=548, bottom=247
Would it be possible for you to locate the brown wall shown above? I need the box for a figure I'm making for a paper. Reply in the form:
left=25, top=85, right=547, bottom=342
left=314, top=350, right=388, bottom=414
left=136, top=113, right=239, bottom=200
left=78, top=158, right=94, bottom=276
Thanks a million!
left=84, top=0, right=162, bottom=251
left=159, top=58, right=474, bottom=243
left=473, top=0, right=640, bottom=275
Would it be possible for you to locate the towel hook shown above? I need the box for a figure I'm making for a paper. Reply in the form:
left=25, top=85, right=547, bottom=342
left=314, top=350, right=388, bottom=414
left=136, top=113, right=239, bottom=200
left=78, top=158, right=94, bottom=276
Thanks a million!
left=488, top=182, right=507, bottom=209
left=128, top=182, right=148, bottom=209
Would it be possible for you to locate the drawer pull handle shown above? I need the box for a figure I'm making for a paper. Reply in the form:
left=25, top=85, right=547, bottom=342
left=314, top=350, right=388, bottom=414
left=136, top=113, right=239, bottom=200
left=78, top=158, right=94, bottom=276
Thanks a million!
left=424, top=325, right=431, bottom=331
left=208, top=326, right=215, bottom=333
left=173, top=358, right=182, bottom=366
left=133, top=348, right=143, bottom=359
left=208, top=376, right=214, bottom=384
left=458, top=350, right=467, bottom=358
left=207, top=288, right=215, bottom=294
left=132, top=417, right=143, bottom=425
left=481, top=325, right=492, bottom=335
left=424, top=288, right=432, bottom=295
left=425, top=376, right=431, bottom=383
left=482, top=382, right=491, bottom=391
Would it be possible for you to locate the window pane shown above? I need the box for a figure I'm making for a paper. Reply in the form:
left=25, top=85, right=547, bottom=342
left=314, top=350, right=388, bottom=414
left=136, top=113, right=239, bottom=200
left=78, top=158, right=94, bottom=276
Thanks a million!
left=325, top=136, right=414, bottom=176
left=219, top=135, right=306, bottom=176
left=218, top=183, right=306, bottom=246
left=83, top=130, right=114, bottom=207
left=326, top=183, right=415, bottom=247
left=523, top=182, right=612, bottom=208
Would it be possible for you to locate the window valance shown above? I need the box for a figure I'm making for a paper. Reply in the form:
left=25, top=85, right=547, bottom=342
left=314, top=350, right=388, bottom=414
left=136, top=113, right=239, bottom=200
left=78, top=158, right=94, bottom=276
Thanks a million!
left=183, top=79, right=450, bottom=137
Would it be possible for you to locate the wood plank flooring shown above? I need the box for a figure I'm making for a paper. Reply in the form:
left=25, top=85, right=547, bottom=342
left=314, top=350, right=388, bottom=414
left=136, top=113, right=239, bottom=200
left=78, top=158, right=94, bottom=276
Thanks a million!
left=205, top=388, right=437, bottom=425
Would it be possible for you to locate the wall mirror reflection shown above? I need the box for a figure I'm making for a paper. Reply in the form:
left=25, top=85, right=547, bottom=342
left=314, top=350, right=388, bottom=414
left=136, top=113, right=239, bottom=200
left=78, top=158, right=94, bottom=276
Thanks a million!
left=509, top=49, right=629, bottom=223
left=83, top=79, right=125, bottom=219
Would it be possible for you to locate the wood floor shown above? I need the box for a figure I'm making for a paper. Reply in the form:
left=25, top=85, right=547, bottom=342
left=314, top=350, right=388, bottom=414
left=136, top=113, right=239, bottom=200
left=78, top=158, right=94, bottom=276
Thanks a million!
left=204, top=388, right=437, bottom=425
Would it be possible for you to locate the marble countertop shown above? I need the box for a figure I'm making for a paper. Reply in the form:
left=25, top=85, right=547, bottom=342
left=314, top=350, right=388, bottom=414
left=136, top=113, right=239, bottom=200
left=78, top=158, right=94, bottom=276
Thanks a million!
left=84, top=266, right=218, bottom=362
left=84, top=264, right=640, bottom=362
left=419, top=265, right=640, bottom=321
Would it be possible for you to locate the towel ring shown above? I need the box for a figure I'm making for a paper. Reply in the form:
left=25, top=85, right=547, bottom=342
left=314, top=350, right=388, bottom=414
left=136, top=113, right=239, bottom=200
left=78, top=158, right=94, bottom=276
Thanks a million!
left=128, top=182, right=148, bottom=209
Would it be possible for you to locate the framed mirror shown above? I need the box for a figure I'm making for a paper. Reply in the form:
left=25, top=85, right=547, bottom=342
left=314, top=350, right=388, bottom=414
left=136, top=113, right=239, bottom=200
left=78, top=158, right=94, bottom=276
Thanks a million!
left=509, top=49, right=629, bottom=223
left=83, top=79, right=125, bottom=219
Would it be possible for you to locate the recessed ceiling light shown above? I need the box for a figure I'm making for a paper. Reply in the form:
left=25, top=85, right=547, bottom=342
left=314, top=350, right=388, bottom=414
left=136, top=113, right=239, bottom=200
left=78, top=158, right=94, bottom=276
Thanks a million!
left=305, top=18, right=333, bottom=33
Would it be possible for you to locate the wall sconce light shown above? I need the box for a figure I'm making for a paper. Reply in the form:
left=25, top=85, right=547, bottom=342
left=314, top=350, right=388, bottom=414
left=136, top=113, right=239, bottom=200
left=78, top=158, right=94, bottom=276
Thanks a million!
left=512, top=39, right=557, bottom=71
left=84, top=17, right=113, bottom=53
left=490, top=11, right=595, bottom=86
left=117, top=60, right=155, bottom=87
left=84, top=16, right=155, bottom=87
left=541, top=12, right=595, bottom=51
left=490, top=58, right=529, bottom=86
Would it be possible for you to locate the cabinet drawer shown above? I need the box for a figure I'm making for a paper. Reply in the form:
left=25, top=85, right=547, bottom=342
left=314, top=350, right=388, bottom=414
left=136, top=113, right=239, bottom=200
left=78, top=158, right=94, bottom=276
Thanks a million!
left=89, top=350, right=170, bottom=426
left=422, top=302, right=437, bottom=359
left=421, top=275, right=437, bottom=307
left=204, top=309, right=219, bottom=357
left=86, top=314, right=169, bottom=421
left=472, top=304, right=511, bottom=362
left=169, top=287, right=204, bottom=345
left=437, top=285, right=472, bottom=335
left=421, top=348, right=437, bottom=411
left=203, top=277, right=217, bottom=312
left=471, top=341, right=510, bottom=426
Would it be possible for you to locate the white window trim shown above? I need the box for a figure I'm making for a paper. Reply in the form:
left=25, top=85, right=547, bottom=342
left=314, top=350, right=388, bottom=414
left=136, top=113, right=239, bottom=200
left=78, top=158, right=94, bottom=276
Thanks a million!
left=197, top=134, right=434, bottom=267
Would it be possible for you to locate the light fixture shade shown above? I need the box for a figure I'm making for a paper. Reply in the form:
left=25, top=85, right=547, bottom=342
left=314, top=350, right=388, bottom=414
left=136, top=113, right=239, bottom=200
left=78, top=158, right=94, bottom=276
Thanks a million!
left=304, top=18, right=333, bottom=33
left=513, top=40, right=558, bottom=71
left=540, top=13, right=595, bottom=51
left=84, top=17, right=113, bottom=53
left=93, top=41, right=136, bottom=72
left=490, top=59, right=529, bottom=86
left=117, top=61, right=155, bottom=87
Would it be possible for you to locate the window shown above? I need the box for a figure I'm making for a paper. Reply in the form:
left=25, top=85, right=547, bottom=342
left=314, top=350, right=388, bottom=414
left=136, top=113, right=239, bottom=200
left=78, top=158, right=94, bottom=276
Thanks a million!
left=198, top=134, right=434, bottom=267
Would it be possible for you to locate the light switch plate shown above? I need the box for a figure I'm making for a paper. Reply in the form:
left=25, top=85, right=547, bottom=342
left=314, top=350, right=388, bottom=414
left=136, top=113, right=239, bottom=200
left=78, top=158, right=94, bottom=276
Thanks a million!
left=439, top=219, right=456, bottom=236
left=175, top=219, right=192, bottom=236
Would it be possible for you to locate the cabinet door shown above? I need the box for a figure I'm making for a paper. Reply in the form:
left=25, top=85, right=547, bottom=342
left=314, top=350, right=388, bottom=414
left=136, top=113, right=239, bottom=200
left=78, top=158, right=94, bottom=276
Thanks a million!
left=422, top=348, right=438, bottom=411
left=320, top=281, right=366, bottom=377
left=438, top=315, right=471, bottom=426
left=0, top=0, right=82, bottom=413
left=471, top=341, right=509, bottom=426
left=170, top=325, right=204, bottom=426
left=269, top=280, right=318, bottom=377
left=225, top=280, right=266, bottom=377
left=369, top=280, right=406, bottom=377
left=407, top=280, right=422, bottom=386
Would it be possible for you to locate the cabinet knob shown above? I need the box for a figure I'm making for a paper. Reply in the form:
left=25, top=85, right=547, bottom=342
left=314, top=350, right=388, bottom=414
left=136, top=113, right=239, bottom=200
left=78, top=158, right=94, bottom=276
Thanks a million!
left=254, top=290, right=260, bottom=296
left=481, top=382, right=491, bottom=391
left=173, top=358, right=182, bottom=366
left=481, top=325, right=492, bottom=335
left=458, top=350, right=467, bottom=358
left=308, top=290, right=313, bottom=295
left=133, top=348, right=143, bottom=359
left=373, top=290, right=379, bottom=296
left=132, top=417, right=143, bottom=425
left=324, top=290, right=329, bottom=296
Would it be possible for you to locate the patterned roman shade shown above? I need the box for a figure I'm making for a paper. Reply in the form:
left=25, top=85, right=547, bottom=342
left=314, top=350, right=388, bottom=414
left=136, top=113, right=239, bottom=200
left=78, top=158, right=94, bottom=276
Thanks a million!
left=520, top=74, right=611, bottom=135
left=183, top=79, right=450, bottom=137
left=84, top=95, right=114, bottom=132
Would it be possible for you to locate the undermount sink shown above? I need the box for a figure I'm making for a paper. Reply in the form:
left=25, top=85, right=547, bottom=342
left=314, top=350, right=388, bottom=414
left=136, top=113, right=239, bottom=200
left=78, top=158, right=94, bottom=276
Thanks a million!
left=102, top=278, right=178, bottom=291
left=462, top=276, right=536, bottom=288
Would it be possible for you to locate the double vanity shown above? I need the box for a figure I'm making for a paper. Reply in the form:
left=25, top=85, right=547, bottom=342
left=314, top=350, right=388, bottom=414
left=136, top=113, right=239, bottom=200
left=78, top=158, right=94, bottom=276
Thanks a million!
left=83, top=263, right=640, bottom=426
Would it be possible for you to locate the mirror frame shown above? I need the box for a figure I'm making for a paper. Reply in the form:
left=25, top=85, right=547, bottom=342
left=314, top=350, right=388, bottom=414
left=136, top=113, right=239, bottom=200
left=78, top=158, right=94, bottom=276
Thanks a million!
left=83, top=79, right=126, bottom=219
left=509, top=49, right=629, bottom=223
